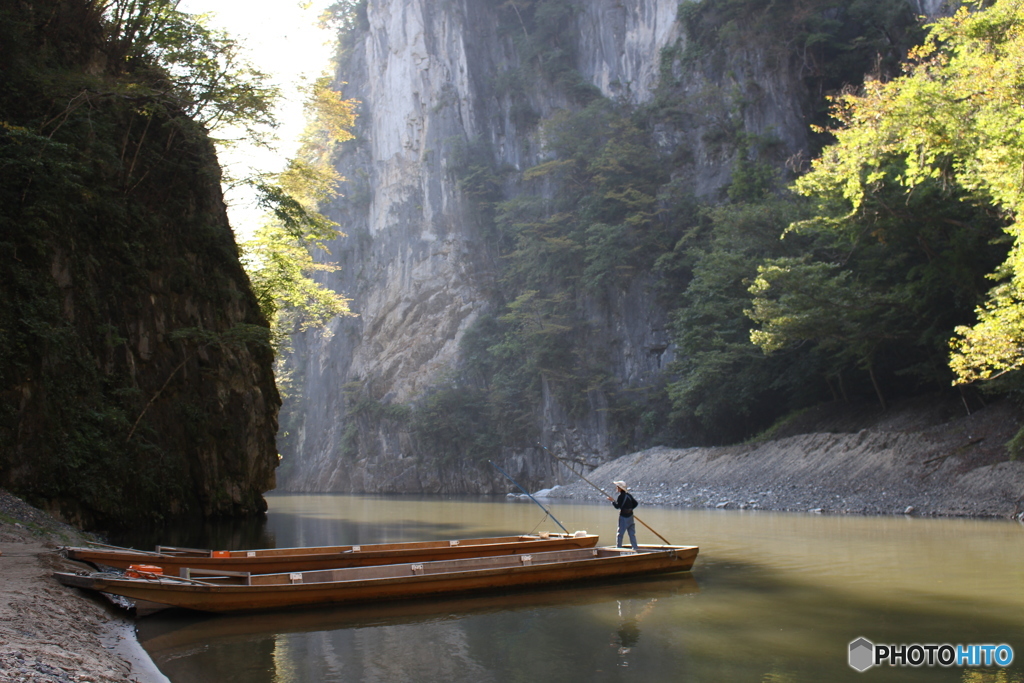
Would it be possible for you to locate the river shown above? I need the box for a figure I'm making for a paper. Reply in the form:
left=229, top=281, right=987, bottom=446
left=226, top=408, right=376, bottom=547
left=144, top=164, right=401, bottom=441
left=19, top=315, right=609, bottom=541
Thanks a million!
left=122, top=493, right=1023, bottom=682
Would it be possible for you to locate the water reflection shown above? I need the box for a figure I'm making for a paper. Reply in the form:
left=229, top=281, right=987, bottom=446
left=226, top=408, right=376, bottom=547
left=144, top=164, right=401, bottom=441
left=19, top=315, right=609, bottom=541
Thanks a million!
left=613, top=597, right=659, bottom=661
left=109, top=513, right=274, bottom=552
left=138, top=575, right=699, bottom=682
left=132, top=495, right=1024, bottom=683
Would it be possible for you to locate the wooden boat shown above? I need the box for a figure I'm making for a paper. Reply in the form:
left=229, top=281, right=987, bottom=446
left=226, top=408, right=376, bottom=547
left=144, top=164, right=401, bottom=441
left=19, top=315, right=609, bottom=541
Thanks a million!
left=62, top=532, right=599, bottom=575
left=54, top=544, right=698, bottom=614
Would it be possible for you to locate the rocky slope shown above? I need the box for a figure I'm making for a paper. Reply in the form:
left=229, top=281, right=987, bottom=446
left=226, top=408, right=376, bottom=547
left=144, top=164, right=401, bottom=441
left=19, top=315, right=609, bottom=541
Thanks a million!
left=541, top=396, right=1024, bottom=518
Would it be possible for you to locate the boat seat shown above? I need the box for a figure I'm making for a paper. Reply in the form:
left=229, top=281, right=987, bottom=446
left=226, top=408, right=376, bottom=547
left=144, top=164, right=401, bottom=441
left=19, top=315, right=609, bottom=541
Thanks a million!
left=179, top=567, right=252, bottom=585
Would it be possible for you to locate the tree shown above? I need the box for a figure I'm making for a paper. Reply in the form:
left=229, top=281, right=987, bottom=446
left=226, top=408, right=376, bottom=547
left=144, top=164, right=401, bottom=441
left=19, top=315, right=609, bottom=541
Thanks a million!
left=665, top=198, right=826, bottom=442
left=748, top=257, right=905, bottom=409
left=790, top=0, right=1024, bottom=385
left=242, top=78, right=359, bottom=351
left=102, top=0, right=280, bottom=146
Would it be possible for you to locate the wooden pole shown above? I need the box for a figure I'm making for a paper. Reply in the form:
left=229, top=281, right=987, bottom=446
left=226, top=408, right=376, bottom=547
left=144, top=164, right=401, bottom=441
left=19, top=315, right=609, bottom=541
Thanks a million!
left=489, top=460, right=569, bottom=534
left=537, top=444, right=673, bottom=545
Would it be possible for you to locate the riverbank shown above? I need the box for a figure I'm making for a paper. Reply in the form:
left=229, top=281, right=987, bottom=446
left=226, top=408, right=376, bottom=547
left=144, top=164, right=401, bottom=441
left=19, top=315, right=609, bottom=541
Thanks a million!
left=542, top=395, right=1024, bottom=519
left=0, top=489, right=168, bottom=683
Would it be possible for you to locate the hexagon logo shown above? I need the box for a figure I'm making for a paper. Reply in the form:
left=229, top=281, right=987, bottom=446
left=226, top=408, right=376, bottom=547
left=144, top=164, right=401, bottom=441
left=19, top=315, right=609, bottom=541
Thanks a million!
left=849, top=637, right=875, bottom=672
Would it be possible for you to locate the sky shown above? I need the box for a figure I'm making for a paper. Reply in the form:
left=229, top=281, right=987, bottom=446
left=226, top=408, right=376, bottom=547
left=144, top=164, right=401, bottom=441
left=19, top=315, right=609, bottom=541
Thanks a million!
left=178, top=0, right=339, bottom=240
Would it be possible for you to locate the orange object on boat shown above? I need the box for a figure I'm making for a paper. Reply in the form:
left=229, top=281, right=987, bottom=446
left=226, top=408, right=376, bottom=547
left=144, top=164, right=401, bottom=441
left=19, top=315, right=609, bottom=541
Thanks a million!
left=126, top=564, right=164, bottom=578
left=212, top=551, right=231, bottom=558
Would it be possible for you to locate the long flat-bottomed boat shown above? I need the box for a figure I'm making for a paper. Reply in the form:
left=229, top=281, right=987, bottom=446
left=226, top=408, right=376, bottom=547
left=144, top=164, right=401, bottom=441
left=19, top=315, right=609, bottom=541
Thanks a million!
left=62, top=532, right=598, bottom=574
left=54, top=544, right=699, bottom=614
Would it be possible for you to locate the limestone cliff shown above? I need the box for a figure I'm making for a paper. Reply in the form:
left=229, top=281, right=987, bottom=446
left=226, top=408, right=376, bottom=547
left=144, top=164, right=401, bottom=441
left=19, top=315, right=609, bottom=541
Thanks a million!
left=278, top=0, right=945, bottom=493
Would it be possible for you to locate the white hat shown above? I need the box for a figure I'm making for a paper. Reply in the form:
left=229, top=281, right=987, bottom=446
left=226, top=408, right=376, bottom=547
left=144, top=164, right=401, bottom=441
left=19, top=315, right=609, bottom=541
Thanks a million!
left=613, top=480, right=628, bottom=490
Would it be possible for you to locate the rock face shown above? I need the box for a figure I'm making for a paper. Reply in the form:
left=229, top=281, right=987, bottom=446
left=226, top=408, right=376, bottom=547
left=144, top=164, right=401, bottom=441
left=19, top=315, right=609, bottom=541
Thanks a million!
left=0, top=0, right=280, bottom=529
left=277, top=0, right=942, bottom=493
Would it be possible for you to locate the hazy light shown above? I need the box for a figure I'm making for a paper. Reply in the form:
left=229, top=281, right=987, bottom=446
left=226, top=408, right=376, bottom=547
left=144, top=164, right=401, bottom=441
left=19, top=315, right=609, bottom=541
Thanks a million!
left=178, top=0, right=337, bottom=241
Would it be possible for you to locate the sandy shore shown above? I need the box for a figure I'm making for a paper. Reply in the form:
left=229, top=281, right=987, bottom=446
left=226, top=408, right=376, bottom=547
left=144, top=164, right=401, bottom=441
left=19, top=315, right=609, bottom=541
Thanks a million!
left=0, top=491, right=168, bottom=683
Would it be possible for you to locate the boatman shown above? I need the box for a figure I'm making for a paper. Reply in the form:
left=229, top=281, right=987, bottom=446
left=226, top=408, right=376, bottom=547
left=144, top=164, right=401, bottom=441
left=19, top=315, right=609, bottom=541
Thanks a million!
left=607, top=481, right=639, bottom=551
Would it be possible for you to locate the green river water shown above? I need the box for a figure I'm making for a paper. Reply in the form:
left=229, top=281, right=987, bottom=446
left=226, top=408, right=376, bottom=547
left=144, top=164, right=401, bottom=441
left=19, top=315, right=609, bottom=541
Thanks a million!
left=122, top=493, right=1023, bottom=683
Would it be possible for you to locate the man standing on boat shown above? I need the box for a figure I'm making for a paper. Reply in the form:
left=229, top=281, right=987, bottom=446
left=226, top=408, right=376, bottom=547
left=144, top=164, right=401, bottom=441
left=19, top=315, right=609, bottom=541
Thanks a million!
left=608, top=481, right=639, bottom=551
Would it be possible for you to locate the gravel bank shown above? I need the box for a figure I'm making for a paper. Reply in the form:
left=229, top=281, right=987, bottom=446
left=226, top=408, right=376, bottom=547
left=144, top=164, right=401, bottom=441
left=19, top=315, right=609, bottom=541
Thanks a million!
left=541, top=397, right=1024, bottom=519
left=0, top=490, right=168, bottom=683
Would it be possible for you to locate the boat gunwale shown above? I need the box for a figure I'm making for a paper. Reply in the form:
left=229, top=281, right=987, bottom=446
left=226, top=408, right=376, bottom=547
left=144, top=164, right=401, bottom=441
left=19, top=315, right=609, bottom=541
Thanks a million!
left=63, top=533, right=600, bottom=564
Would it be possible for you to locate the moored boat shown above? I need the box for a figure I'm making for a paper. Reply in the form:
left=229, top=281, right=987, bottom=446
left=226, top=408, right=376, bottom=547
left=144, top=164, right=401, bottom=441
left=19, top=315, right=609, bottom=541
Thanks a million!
left=54, top=544, right=699, bottom=614
left=62, top=532, right=598, bottom=574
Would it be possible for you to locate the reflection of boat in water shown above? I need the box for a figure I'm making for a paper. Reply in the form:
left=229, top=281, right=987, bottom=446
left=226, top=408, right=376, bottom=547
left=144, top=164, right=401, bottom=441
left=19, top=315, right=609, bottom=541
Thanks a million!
left=55, top=545, right=698, bottom=614
left=63, top=532, right=598, bottom=574
left=137, top=570, right=700, bottom=661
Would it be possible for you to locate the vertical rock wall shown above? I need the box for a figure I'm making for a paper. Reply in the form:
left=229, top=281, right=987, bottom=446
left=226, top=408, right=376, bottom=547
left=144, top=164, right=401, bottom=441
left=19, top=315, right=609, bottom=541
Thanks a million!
left=0, top=0, right=281, bottom=528
left=279, top=0, right=694, bottom=492
left=277, top=0, right=942, bottom=492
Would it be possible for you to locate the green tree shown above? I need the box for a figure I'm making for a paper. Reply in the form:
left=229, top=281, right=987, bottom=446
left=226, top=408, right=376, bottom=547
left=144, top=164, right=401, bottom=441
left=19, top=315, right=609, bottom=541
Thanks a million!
left=102, top=0, right=280, bottom=145
left=748, top=171, right=1008, bottom=409
left=790, top=0, right=1024, bottom=385
left=748, top=257, right=904, bottom=409
left=664, top=198, right=825, bottom=442
left=242, top=78, right=359, bottom=351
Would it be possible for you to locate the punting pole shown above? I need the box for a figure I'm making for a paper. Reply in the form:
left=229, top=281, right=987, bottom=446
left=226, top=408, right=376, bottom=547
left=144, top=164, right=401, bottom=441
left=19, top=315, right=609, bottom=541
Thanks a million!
left=489, top=460, right=569, bottom=534
left=537, top=443, right=673, bottom=545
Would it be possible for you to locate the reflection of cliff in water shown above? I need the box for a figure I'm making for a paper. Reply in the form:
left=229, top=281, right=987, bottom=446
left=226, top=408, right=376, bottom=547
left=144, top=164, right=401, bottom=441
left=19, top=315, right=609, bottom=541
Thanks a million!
left=107, top=513, right=274, bottom=553
left=138, top=574, right=699, bottom=682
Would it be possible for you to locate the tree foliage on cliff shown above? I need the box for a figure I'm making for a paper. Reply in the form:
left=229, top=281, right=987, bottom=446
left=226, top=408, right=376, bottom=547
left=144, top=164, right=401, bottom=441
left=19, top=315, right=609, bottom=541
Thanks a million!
left=243, top=78, right=358, bottom=346
left=239, top=80, right=358, bottom=410
left=312, top=0, right=1021, bottom=464
left=654, top=0, right=1009, bottom=442
left=761, top=0, right=1024, bottom=387
left=433, top=0, right=964, bottom=451
left=0, top=0, right=281, bottom=526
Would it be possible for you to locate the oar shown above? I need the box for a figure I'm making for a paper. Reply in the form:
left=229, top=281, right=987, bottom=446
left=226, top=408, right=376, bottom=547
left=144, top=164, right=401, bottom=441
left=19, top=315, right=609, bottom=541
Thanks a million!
left=97, top=571, right=219, bottom=586
left=489, top=460, right=569, bottom=534
left=537, top=444, right=673, bottom=545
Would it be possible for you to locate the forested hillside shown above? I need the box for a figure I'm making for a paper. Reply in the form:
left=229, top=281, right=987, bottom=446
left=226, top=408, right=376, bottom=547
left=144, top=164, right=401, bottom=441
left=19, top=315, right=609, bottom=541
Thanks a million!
left=662, top=0, right=1016, bottom=443
left=466, top=0, right=1006, bottom=447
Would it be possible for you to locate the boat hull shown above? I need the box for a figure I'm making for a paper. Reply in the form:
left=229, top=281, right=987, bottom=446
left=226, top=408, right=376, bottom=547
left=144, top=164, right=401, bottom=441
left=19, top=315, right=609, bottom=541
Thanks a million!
left=54, top=545, right=698, bottom=614
left=63, top=533, right=599, bottom=574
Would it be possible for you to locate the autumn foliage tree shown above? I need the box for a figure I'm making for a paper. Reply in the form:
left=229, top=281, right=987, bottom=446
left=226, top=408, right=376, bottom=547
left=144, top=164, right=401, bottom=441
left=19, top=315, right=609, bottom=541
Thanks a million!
left=242, top=77, right=359, bottom=358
